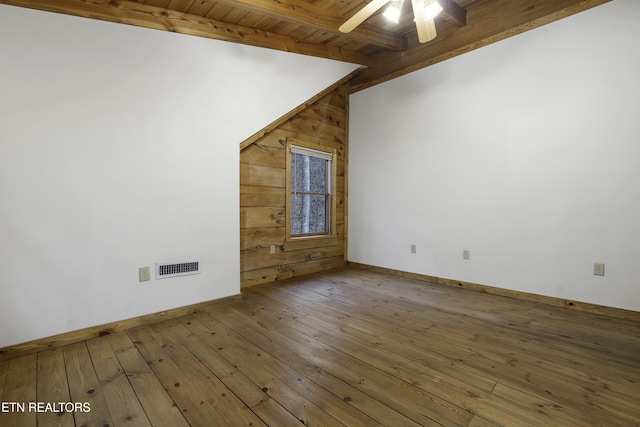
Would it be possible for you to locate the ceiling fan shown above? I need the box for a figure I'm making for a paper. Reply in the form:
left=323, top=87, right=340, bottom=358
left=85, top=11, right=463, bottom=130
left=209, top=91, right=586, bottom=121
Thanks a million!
left=339, top=0, right=443, bottom=43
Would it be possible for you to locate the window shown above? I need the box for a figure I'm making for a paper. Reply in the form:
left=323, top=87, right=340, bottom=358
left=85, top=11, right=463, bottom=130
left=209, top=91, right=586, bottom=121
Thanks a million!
left=287, top=144, right=336, bottom=239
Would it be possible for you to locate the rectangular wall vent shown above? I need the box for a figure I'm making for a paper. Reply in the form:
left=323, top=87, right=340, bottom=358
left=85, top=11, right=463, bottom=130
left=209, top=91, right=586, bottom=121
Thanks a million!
left=155, top=261, right=200, bottom=279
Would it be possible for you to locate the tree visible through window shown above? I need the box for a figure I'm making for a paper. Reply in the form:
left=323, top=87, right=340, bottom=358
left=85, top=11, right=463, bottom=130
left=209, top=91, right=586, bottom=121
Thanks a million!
left=289, top=145, right=334, bottom=237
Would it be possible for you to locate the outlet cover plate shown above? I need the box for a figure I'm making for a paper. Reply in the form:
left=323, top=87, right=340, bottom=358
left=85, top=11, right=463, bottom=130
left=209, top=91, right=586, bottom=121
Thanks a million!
left=593, top=263, right=605, bottom=276
left=139, top=266, right=150, bottom=282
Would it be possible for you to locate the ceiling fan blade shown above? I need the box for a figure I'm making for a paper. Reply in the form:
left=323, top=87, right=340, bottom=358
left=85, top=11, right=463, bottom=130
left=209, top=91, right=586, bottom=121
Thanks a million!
left=411, top=0, right=437, bottom=43
left=416, top=17, right=437, bottom=42
left=339, top=0, right=390, bottom=33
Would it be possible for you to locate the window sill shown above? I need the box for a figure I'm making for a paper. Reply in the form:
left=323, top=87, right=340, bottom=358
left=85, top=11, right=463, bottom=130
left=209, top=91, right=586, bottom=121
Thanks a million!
left=283, top=235, right=338, bottom=251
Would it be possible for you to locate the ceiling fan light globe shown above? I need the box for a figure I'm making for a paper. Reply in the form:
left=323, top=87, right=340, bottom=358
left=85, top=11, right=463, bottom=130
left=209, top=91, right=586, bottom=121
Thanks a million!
left=424, top=0, right=443, bottom=19
left=383, top=1, right=403, bottom=24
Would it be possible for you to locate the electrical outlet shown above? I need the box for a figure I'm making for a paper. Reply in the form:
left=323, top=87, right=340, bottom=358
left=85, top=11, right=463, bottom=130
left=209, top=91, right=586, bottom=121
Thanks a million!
left=593, top=263, right=605, bottom=276
left=270, top=245, right=276, bottom=255
left=411, top=244, right=416, bottom=254
left=463, top=250, right=470, bottom=260
left=139, top=266, right=150, bottom=282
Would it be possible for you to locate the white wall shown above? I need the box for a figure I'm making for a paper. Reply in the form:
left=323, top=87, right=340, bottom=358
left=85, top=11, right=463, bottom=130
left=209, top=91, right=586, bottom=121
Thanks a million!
left=349, top=0, right=640, bottom=312
left=0, top=5, right=357, bottom=347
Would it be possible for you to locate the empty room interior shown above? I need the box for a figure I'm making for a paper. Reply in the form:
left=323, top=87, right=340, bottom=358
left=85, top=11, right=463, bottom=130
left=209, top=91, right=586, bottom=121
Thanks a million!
left=1, top=0, right=639, bottom=425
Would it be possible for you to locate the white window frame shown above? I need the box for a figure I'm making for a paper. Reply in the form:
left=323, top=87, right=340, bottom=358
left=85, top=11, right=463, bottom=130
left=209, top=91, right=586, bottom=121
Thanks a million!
left=286, top=142, right=337, bottom=240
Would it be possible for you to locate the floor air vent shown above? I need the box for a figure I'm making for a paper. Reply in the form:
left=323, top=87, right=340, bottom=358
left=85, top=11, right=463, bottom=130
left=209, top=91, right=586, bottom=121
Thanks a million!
left=155, top=261, right=200, bottom=279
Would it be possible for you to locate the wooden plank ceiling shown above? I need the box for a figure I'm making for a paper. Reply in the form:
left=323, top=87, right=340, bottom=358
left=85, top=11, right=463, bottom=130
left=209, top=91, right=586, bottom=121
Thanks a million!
left=2, top=0, right=610, bottom=91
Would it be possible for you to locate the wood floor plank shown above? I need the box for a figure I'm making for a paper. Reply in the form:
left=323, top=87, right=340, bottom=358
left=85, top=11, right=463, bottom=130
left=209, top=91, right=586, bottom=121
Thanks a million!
left=180, top=315, right=354, bottom=426
left=523, top=303, right=640, bottom=341
left=63, top=342, right=113, bottom=427
left=322, top=273, right=640, bottom=419
left=206, top=297, right=476, bottom=427
left=294, top=278, right=640, bottom=388
left=491, top=382, right=615, bottom=427
left=314, top=273, right=640, bottom=422
left=248, top=276, right=632, bottom=424
left=106, top=332, right=190, bottom=427
left=154, top=317, right=303, bottom=426
left=144, top=320, right=267, bottom=427
left=242, top=285, right=546, bottom=427
left=189, top=311, right=389, bottom=427
left=86, top=336, right=152, bottom=427
left=280, top=273, right=640, bottom=415
left=337, top=268, right=640, bottom=357
left=126, top=327, right=231, bottom=427
left=206, top=302, right=448, bottom=426
left=186, top=308, right=414, bottom=427
left=0, top=354, right=37, bottom=427
left=314, top=270, right=640, bottom=368
left=36, top=348, right=74, bottom=427
left=468, top=414, right=500, bottom=427
left=244, top=284, right=498, bottom=392
left=0, top=360, right=9, bottom=402
left=5, top=266, right=639, bottom=426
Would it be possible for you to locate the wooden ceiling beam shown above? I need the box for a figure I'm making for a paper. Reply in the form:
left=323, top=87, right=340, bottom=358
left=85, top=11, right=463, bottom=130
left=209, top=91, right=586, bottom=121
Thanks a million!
left=0, top=0, right=370, bottom=65
left=439, top=0, right=467, bottom=27
left=210, top=0, right=407, bottom=51
left=349, top=0, right=611, bottom=92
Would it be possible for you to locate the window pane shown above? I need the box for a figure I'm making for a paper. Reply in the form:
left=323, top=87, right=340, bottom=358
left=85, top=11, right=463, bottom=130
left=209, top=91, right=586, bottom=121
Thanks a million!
left=291, top=153, right=327, bottom=193
left=308, top=156, right=327, bottom=193
left=290, top=194, right=328, bottom=235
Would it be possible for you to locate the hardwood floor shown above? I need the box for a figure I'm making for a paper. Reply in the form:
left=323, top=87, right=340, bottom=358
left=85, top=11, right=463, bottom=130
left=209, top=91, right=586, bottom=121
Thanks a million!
left=1, top=266, right=639, bottom=426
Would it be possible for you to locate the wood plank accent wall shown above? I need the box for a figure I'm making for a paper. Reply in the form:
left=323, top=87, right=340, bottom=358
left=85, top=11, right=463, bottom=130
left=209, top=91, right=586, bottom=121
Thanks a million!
left=240, top=82, right=349, bottom=287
